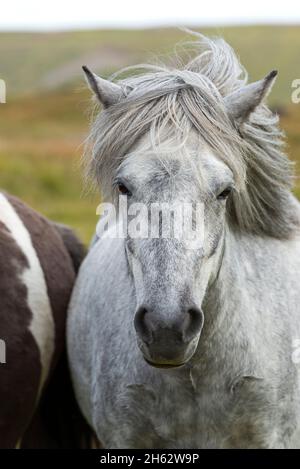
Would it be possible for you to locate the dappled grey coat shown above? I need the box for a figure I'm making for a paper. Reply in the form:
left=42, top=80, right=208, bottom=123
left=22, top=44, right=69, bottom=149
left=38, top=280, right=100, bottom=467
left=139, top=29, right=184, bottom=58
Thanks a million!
left=67, top=32, right=300, bottom=448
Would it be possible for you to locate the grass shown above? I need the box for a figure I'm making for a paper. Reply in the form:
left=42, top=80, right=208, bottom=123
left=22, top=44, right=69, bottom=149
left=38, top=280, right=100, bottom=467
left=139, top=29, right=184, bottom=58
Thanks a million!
left=0, top=89, right=99, bottom=243
left=0, top=26, right=300, bottom=244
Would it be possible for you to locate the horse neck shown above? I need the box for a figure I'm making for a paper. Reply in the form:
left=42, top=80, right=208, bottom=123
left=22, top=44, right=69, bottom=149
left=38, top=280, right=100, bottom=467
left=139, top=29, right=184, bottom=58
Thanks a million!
left=192, top=229, right=269, bottom=381
left=202, top=228, right=257, bottom=343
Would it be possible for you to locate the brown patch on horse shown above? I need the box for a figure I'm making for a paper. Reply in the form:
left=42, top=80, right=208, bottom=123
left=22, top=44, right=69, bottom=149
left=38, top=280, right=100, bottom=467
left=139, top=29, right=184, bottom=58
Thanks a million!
left=0, top=219, right=41, bottom=448
left=7, top=194, right=76, bottom=376
left=0, top=193, right=90, bottom=447
left=53, top=223, right=86, bottom=274
left=21, top=349, right=93, bottom=448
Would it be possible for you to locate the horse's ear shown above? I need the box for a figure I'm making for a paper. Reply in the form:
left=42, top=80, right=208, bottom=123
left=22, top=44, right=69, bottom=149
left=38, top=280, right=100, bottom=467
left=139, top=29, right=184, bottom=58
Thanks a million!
left=224, top=70, right=278, bottom=126
left=82, top=65, right=124, bottom=107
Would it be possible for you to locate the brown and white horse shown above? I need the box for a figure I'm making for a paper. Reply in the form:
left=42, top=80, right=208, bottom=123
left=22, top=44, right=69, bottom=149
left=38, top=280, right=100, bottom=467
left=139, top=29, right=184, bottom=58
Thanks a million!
left=0, top=192, right=89, bottom=448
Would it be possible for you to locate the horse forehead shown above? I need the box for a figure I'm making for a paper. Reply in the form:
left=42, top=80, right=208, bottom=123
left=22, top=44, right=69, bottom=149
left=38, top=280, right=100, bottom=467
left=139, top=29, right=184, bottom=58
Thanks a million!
left=123, top=132, right=231, bottom=183
left=126, top=156, right=230, bottom=198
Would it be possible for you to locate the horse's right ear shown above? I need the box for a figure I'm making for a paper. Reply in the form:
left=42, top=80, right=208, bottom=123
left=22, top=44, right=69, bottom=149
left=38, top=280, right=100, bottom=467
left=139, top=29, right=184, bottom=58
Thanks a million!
left=82, top=65, right=124, bottom=107
left=224, top=70, right=278, bottom=126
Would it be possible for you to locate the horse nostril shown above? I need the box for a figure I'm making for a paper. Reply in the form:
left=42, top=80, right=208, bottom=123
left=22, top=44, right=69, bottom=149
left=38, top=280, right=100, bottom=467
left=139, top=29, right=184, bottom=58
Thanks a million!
left=183, top=306, right=204, bottom=343
left=135, top=304, right=203, bottom=346
left=134, top=306, right=153, bottom=344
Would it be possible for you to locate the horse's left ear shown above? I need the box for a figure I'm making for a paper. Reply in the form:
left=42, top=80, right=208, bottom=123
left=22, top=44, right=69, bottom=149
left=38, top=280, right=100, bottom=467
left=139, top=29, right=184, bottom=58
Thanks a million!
left=82, top=65, right=124, bottom=107
left=224, top=70, right=278, bottom=126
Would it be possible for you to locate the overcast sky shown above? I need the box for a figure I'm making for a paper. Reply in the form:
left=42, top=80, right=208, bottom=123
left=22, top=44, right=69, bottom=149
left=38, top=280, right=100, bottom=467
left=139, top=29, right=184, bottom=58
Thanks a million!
left=0, top=0, right=299, bottom=30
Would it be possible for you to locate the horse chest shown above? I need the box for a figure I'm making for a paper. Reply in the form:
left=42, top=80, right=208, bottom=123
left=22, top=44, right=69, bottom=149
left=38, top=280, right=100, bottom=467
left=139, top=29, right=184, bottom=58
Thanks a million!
left=98, top=370, right=283, bottom=448
left=107, top=378, right=203, bottom=448
left=122, top=383, right=231, bottom=447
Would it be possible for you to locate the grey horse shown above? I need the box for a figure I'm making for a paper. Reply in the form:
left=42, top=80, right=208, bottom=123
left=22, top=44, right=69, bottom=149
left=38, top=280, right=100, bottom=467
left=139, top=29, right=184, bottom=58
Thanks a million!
left=67, top=33, right=300, bottom=448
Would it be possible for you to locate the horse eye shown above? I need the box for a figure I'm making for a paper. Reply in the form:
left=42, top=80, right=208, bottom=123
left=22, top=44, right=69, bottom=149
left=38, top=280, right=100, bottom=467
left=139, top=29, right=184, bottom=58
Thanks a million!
left=117, top=183, right=131, bottom=196
left=217, top=187, right=232, bottom=200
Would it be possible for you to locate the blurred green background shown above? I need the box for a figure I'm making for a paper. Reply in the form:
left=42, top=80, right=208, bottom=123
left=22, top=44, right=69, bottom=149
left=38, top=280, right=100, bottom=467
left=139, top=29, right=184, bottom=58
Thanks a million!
left=0, top=26, right=300, bottom=244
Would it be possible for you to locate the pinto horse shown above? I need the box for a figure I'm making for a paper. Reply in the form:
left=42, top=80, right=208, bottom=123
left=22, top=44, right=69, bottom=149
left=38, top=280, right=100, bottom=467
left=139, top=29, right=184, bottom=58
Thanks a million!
left=0, top=192, right=89, bottom=448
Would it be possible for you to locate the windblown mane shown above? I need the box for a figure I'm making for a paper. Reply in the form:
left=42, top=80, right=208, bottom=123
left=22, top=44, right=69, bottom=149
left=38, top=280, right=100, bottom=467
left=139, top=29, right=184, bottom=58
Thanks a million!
left=84, top=31, right=299, bottom=239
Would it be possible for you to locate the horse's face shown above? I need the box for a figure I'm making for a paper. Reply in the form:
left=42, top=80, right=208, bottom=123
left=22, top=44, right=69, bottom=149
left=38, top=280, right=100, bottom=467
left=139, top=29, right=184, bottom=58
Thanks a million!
left=83, top=45, right=278, bottom=370
left=116, top=130, right=234, bottom=368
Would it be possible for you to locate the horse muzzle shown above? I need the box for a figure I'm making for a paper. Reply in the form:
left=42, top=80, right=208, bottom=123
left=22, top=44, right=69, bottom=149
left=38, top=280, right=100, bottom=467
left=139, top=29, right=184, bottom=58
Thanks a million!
left=134, top=304, right=204, bottom=368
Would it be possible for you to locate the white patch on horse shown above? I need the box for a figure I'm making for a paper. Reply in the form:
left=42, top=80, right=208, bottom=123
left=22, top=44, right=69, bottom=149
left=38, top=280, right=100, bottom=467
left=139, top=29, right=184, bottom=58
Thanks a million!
left=0, top=193, right=55, bottom=397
